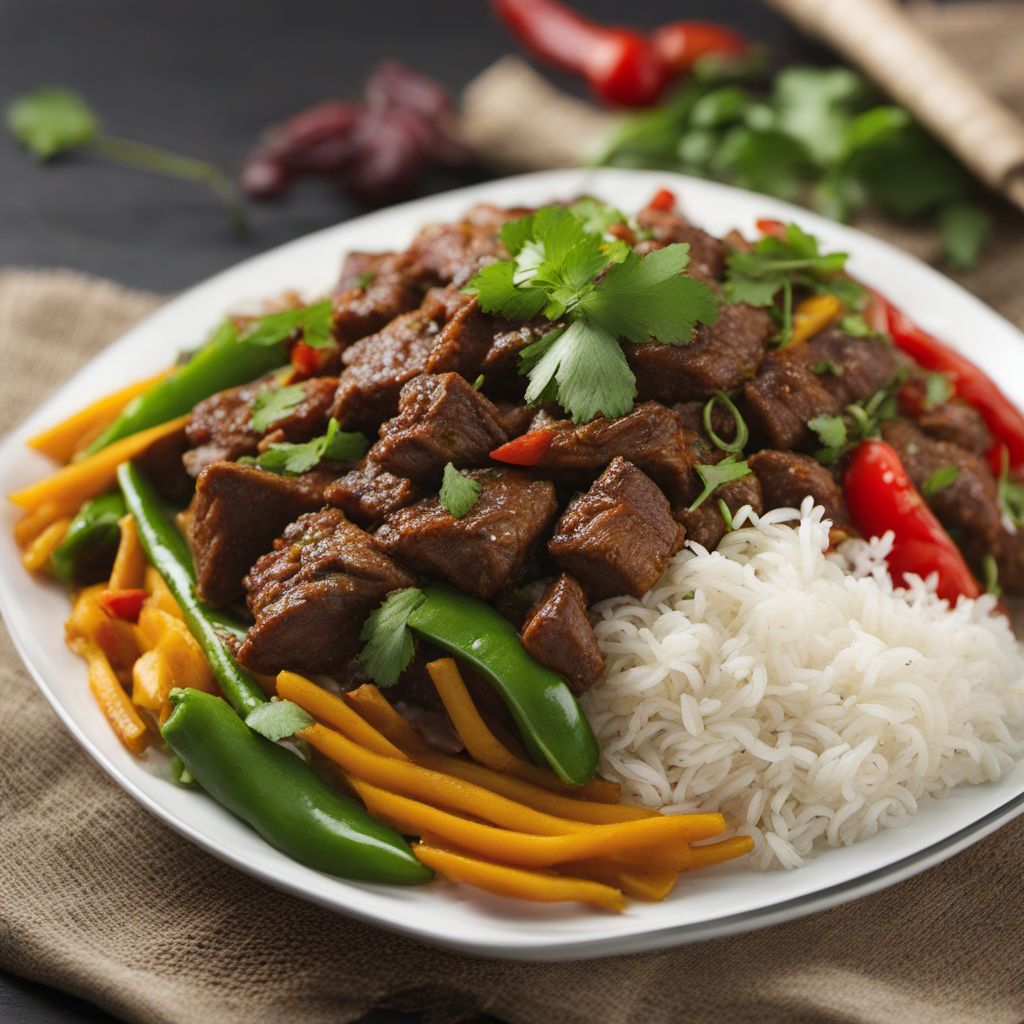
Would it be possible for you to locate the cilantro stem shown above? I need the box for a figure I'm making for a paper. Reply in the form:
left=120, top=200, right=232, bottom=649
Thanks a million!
left=89, top=134, right=247, bottom=233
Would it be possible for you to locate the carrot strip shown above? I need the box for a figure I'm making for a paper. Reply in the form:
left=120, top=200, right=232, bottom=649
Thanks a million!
left=789, top=294, right=842, bottom=347
left=74, top=639, right=149, bottom=755
left=569, top=859, right=678, bottom=902
left=136, top=606, right=216, bottom=693
left=131, top=648, right=175, bottom=714
left=66, top=584, right=139, bottom=670
left=20, top=517, right=71, bottom=573
left=14, top=500, right=76, bottom=547
left=27, top=371, right=169, bottom=464
left=9, top=414, right=189, bottom=512
left=344, top=684, right=432, bottom=754
left=143, top=565, right=184, bottom=619
left=426, top=658, right=620, bottom=802
left=277, top=672, right=409, bottom=760
left=108, top=514, right=146, bottom=590
left=414, top=843, right=625, bottom=913
left=681, top=835, right=755, bottom=871
left=349, top=778, right=725, bottom=868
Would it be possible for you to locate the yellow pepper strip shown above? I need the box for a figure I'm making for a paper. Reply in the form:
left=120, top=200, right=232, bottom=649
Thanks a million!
left=789, top=294, right=843, bottom=347
left=143, top=565, right=185, bottom=619
left=27, top=370, right=169, bottom=464
left=414, top=843, right=625, bottom=913
left=349, top=777, right=725, bottom=869
left=108, top=514, right=147, bottom=590
left=66, top=584, right=139, bottom=672
left=9, top=414, right=189, bottom=512
left=426, top=659, right=620, bottom=803
left=73, top=639, right=149, bottom=755
left=136, top=606, right=216, bottom=693
left=20, top=517, right=71, bottom=573
left=344, top=684, right=656, bottom=825
left=14, top=500, right=75, bottom=547
left=131, top=649, right=175, bottom=714
left=277, top=672, right=409, bottom=760
left=569, top=859, right=678, bottom=902
left=681, top=835, right=755, bottom=871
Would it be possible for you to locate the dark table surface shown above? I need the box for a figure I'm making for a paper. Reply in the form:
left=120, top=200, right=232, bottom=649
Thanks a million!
left=0, top=2, right=810, bottom=1021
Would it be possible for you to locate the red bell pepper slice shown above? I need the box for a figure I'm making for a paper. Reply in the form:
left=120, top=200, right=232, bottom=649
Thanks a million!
left=490, top=428, right=555, bottom=466
left=98, top=588, right=149, bottom=623
left=290, top=340, right=321, bottom=379
left=646, top=188, right=677, bottom=212
left=869, top=291, right=1024, bottom=474
left=755, top=217, right=787, bottom=240
left=844, top=440, right=981, bottom=604
left=652, top=20, right=748, bottom=74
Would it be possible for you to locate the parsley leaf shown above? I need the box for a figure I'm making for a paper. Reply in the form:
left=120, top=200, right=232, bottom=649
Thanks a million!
left=245, top=699, right=314, bottom=742
left=250, top=384, right=306, bottom=432
left=439, top=463, right=482, bottom=518
left=251, top=417, right=367, bottom=475
left=808, top=413, right=848, bottom=463
left=688, top=456, right=751, bottom=511
left=359, top=588, right=425, bottom=687
left=7, top=88, right=98, bottom=158
left=922, top=464, right=959, bottom=497
left=242, top=299, right=333, bottom=350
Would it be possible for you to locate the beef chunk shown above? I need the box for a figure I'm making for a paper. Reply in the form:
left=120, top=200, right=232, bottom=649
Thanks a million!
left=994, top=530, right=1024, bottom=594
left=804, top=330, right=904, bottom=406
left=373, top=373, right=508, bottom=483
left=408, top=204, right=527, bottom=285
left=674, top=399, right=739, bottom=446
left=549, top=457, right=685, bottom=601
left=332, top=252, right=431, bottom=346
left=239, top=508, right=415, bottom=676
left=134, top=424, right=192, bottom=504
left=494, top=400, right=535, bottom=439
left=742, top=353, right=841, bottom=451
left=332, top=287, right=494, bottom=432
left=749, top=449, right=847, bottom=525
left=189, top=462, right=330, bottom=607
left=184, top=375, right=337, bottom=477
left=679, top=470, right=763, bottom=551
left=917, top=400, right=993, bottom=455
left=480, top=319, right=553, bottom=398
left=627, top=302, right=771, bottom=404
left=521, top=574, right=605, bottom=694
left=529, top=402, right=700, bottom=509
left=325, top=458, right=420, bottom=530
left=375, top=470, right=557, bottom=600
left=635, top=205, right=727, bottom=281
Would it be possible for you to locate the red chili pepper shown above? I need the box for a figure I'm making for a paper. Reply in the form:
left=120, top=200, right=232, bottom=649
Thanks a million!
left=490, top=428, right=555, bottom=466
left=647, top=188, right=676, bottom=212
left=492, top=0, right=671, bottom=107
left=652, top=20, right=748, bottom=74
left=844, top=440, right=981, bottom=604
left=869, top=291, right=1024, bottom=474
left=755, top=217, right=787, bottom=240
left=290, top=341, right=321, bottom=379
left=98, top=588, right=148, bottom=623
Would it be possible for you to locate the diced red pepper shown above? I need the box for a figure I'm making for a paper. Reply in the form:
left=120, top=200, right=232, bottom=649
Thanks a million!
left=652, top=20, right=748, bottom=74
left=98, top=588, right=148, bottom=623
left=290, top=340, right=321, bottom=379
left=647, top=188, right=676, bottom=212
left=868, top=291, right=1024, bottom=474
left=755, top=217, right=787, bottom=240
left=844, top=440, right=981, bottom=604
left=490, top=428, right=555, bottom=467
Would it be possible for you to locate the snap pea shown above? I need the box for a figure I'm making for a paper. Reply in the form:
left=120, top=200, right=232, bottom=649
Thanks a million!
left=406, top=584, right=600, bottom=787
left=50, top=492, right=126, bottom=585
left=163, top=688, right=431, bottom=884
left=117, top=461, right=266, bottom=716
left=84, top=323, right=288, bottom=456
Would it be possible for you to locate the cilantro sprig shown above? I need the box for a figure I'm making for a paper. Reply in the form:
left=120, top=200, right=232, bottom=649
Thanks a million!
left=439, top=463, right=482, bottom=519
left=359, top=588, right=425, bottom=686
left=245, top=699, right=314, bottom=742
left=241, top=300, right=333, bottom=350
left=241, top=417, right=367, bottom=475
left=997, top=448, right=1024, bottom=530
left=808, top=373, right=903, bottom=464
left=250, top=384, right=306, bottom=432
left=922, top=465, right=959, bottom=498
left=688, top=455, right=751, bottom=511
left=465, top=205, right=718, bottom=423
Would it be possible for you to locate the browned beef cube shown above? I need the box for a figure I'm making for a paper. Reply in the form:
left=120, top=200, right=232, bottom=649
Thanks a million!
left=742, top=354, right=841, bottom=451
left=494, top=400, right=535, bottom=439
left=134, top=424, right=193, bottom=504
left=674, top=400, right=741, bottom=449
left=332, top=252, right=432, bottom=346
left=626, top=302, right=771, bottom=404
left=375, top=470, right=557, bottom=600
left=325, top=458, right=421, bottom=530
left=521, top=573, right=605, bottom=694
left=749, top=449, right=847, bottom=525
left=917, top=400, right=993, bottom=455
left=994, top=530, right=1024, bottom=594
left=679, top=471, right=763, bottom=551
left=409, top=204, right=528, bottom=285
left=188, top=462, right=330, bottom=607
left=549, top=458, right=685, bottom=601
left=635, top=205, right=727, bottom=281
left=239, top=508, right=415, bottom=676
left=373, top=373, right=509, bottom=483
left=804, top=330, right=905, bottom=406
left=480, top=319, right=553, bottom=398
left=184, top=374, right=337, bottom=477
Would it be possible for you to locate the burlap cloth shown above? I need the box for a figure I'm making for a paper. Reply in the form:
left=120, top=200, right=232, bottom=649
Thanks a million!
left=4, top=6, right=1024, bottom=1023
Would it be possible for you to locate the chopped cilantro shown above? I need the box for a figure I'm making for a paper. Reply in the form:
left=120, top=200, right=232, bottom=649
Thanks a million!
left=808, top=413, right=848, bottom=464
left=688, top=456, right=751, bottom=511
left=245, top=699, right=314, bottom=742
left=812, top=359, right=842, bottom=376
left=249, top=384, right=305, bottom=432
left=251, top=417, right=367, bottom=475
left=922, top=464, right=959, bottom=497
left=439, top=463, right=482, bottom=519
left=923, top=371, right=954, bottom=410
left=241, top=299, right=334, bottom=350
left=838, top=313, right=877, bottom=338
left=359, top=588, right=425, bottom=686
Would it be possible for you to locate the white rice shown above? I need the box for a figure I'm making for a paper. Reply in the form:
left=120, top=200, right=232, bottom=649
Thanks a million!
left=582, top=500, right=1024, bottom=869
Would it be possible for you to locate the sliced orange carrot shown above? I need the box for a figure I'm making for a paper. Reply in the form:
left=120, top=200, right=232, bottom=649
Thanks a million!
left=344, top=684, right=431, bottom=754
left=14, top=500, right=76, bottom=547
left=789, top=294, right=842, bottom=347
left=20, top=517, right=71, bottom=573
left=143, top=565, right=184, bottom=619
left=74, top=639, right=149, bottom=755
left=569, top=859, right=678, bottom=902
left=681, top=835, right=755, bottom=871
left=131, top=648, right=175, bottom=714
left=108, top=514, right=146, bottom=590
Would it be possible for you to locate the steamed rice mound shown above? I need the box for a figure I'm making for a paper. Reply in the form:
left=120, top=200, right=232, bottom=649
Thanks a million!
left=582, top=500, right=1024, bottom=869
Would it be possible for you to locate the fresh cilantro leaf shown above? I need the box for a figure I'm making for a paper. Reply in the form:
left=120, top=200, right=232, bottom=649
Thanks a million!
left=922, top=464, right=959, bottom=497
left=812, top=359, right=842, bottom=376
left=808, top=413, right=848, bottom=464
left=354, top=271, right=376, bottom=289
left=250, top=384, right=305, bottom=432
left=580, top=244, right=719, bottom=343
left=359, top=588, right=425, bottom=687
left=500, top=213, right=537, bottom=256
left=773, top=66, right=866, bottom=166
left=838, top=313, right=876, bottom=338
left=466, top=261, right=548, bottom=320
left=245, top=699, right=314, bottom=742
left=254, top=417, right=367, bottom=475
left=569, top=197, right=628, bottom=237
left=940, top=203, right=993, bottom=270
left=710, top=126, right=811, bottom=201
left=997, top=447, right=1024, bottom=529
left=982, top=554, right=1001, bottom=598
left=7, top=88, right=98, bottom=159
left=439, top=463, right=482, bottom=518
left=923, top=372, right=954, bottom=410
left=688, top=455, right=751, bottom=511
left=242, top=299, right=334, bottom=350
left=691, top=86, right=750, bottom=128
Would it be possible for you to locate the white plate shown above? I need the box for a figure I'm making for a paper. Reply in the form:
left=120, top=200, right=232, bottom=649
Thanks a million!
left=4, top=168, right=1024, bottom=962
